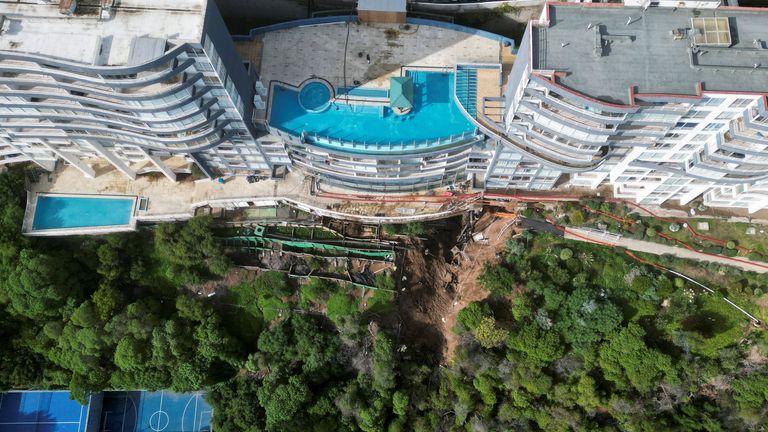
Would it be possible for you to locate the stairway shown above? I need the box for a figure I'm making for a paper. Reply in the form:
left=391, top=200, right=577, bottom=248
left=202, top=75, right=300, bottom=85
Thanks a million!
left=455, top=66, right=478, bottom=119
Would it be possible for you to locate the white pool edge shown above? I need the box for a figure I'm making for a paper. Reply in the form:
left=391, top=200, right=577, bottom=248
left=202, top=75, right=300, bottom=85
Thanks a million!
left=24, top=192, right=139, bottom=237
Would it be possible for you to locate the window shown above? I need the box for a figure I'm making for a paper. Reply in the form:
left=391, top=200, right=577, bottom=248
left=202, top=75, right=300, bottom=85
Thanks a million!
left=690, top=134, right=709, bottom=142
left=716, top=112, right=736, bottom=120
left=675, top=122, right=697, bottom=129
left=202, top=76, right=220, bottom=85
left=730, top=98, right=753, bottom=108
left=699, top=97, right=724, bottom=106
left=703, top=123, right=724, bottom=131
left=685, top=110, right=709, bottom=119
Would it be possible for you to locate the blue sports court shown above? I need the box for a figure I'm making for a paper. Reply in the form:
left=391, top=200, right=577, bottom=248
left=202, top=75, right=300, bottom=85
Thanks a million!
left=0, top=391, right=212, bottom=432
left=99, top=391, right=211, bottom=432
left=0, top=391, right=92, bottom=432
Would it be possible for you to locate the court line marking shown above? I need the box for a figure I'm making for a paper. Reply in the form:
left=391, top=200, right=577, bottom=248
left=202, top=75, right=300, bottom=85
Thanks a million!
left=199, top=410, right=213, bottom=432
left=102, top=410, right=112, bottom=432
left=193, top=394, right=199, bottom=432
left=121, top=393, right=128, bottom=432
left=78, top=403, right=84, bottom=432
left=0, top=421, right=82, bottom=425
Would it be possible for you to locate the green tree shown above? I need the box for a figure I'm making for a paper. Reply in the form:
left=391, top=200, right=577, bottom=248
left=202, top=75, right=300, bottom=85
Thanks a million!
left=473, top=316, right=509, bottom=349
left=556, top=288, right=622, bottom=349
left=456, top=301, right=492, bottom=332
left=210, top=378, right=265, bottom=432
left=154, top=216, right=229, bottom=283
left=478, top=263, right=516, bottom=296
left=507, top=323, right=563, bottom=366
left=392, top=391, right=409, bottom=416
left=598, top=323, right=676, bottom=393
left=731, top=374, right=768, bottom=410
left=372, top=333, right=397, bottom=395
left=91, top=285, right=126, bottom=321
left=258, top=375, right=311, bottom=431
left=114, top=337, right=149, bottom=371
left=5, top=249, right=82, bottom=320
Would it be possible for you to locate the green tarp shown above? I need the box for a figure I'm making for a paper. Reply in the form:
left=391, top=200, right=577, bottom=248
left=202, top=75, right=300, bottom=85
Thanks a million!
left=389, top=76, right=413, bottom=109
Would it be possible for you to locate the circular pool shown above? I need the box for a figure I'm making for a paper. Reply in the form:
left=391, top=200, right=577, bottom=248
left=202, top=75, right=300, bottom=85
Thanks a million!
left=298, top=80, right=332, bottom=112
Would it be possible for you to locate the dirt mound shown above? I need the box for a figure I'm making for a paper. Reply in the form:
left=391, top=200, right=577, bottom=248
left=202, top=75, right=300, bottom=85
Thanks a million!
left=396, top=213, right=517, bottom=363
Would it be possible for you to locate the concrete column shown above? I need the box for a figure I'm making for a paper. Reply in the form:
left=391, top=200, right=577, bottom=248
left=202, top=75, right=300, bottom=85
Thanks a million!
left=88, top=141, right=136, bottom=180
left=678, top=184, right=709, bottom=206
left=138, top=147, right=177, bottom=182
left=40, top=141, right=96, bottom=178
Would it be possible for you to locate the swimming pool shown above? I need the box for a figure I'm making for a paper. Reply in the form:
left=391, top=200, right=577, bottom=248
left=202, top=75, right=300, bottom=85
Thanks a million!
left=337, top=87, right=389, bottom=98
left=299, top=81, right=332, bottom=112
left=32, top=194, right=136, bottom=231
left=269, top=70, right=475, bottom=147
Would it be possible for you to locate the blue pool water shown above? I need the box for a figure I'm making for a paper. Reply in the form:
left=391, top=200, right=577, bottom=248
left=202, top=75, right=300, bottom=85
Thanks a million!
left=32, top=195, right=134, bottom=230
left=299, top=81, right=332, bottom=112
left=337, top=87, right=389, bottom=98
left=270, top=70, right=475, bottom=146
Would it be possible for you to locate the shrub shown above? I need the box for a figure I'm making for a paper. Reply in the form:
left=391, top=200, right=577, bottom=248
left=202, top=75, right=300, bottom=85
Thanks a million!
left=703, top=246, right=724, bottom=255
left=299, top=278, right=336, bottom=306
left=674, top=278, right=685, bottom=289
left=456, top=301, right=492, bottom=333
left=374, top=273, right=396, bottom=291
left=473, top=316, right=509, bottom=349
left=726, top=241, right=737, bottom=250
left=401, top=222, right=426, bottom=236
left=568, top=210, right=585, bottom=226
left=633, top=226, right=646, bottom=239
left=559, top=248, right=574, bottom=261
left=646, top=228, right=657, bottom=238
left=326, top=292, right=359, bottom=324
left=478, top=263, right=516, bottom=296
left=668, top=223, right=681, bottom=233
left=383, top=224, right=398, bottom=236
left=254, top=271, right=292, bottom=297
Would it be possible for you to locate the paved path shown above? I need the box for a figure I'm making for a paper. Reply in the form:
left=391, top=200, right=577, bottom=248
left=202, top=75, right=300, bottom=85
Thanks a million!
left=565, top=227, right=768, bottom=274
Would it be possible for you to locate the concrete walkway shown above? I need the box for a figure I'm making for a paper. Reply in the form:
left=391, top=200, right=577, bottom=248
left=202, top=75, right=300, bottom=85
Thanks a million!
left=564, top=227, right=768, bottom=274
left=28, top=163, right=474, bottom=224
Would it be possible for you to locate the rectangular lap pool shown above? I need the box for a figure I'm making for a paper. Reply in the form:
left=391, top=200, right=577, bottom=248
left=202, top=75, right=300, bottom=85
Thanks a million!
left=30, top=194, right=136, bottom=233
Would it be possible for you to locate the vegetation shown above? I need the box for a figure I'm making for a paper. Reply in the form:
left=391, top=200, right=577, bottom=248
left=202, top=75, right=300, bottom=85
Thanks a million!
left=1, top=166, right=767, bottom=430
left=383, top=222, right=426, bottom=237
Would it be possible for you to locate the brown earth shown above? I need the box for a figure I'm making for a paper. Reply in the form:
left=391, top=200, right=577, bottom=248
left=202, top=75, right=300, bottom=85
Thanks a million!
left=397, top=212, right=519, bottom=363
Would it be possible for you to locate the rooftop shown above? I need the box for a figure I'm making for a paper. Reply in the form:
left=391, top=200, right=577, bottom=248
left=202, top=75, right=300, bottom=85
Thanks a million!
left=241, top=21, right=502, bottom=91
left=0, top=0, right=206, bottom=65
left=534, top=5, right=768, bottom=104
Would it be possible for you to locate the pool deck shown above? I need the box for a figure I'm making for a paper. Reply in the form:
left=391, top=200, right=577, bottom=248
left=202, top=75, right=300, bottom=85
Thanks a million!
left=240, top=21, right=502, bottom=91
left=28, top=162, right=477, bottom=225
left=476, top=67, right=503, bottom=117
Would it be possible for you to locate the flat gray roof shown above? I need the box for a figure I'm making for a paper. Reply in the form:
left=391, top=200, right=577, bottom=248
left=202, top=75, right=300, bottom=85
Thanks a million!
left=533, top=5, right=768, bottom=104
left=0, top=0, right=206, bottom=65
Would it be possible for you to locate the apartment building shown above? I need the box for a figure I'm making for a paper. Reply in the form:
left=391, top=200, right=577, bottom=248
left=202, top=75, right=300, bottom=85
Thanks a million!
left=0, top=0, right=278, bottom=181
left=487, top=2, right=768, bottom=212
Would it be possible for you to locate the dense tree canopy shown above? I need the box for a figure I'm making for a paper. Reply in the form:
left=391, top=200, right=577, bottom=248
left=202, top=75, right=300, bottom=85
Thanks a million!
left=1, top=167, right=767, bottom=431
